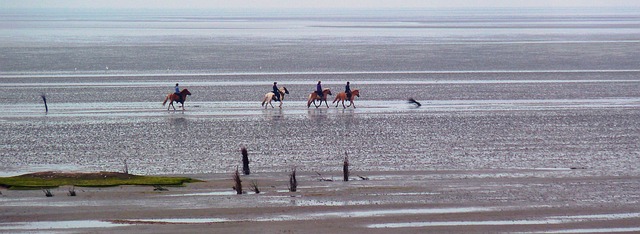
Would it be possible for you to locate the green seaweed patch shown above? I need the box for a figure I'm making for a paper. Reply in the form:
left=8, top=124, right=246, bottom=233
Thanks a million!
left=0, top=171, right=202, bottom=189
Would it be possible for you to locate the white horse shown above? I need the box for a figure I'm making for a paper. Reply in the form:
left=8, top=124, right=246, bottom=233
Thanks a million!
left=262, top=87, right=290, bottom=109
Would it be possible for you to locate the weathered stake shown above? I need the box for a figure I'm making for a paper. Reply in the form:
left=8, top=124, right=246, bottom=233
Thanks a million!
left=241, top=147, right=250, bottom=175
left=343, top=152, right=349, bottom=182
left=289, top=168, right=297, bottom=192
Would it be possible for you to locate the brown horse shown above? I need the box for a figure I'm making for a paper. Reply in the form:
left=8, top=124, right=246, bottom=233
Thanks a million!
left=261, top=87, right=290, bottom=109
left=333, top=89, right=360, bottom=108
left=162, top=89, right=191, bottom=110
left=307, top=88, right=332, bottom=108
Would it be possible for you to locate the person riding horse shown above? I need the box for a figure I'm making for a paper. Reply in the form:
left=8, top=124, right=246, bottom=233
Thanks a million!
left=345, top=81, right=352, bottom=101
left=272, top=82, right=281, bottom=102
left=316, top=81, right=323, bottom=98
left=174, top=83, right=181, bottom=101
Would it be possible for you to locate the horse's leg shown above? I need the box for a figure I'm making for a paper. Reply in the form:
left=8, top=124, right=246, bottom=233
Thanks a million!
left=313, top=99, right=320, bottom=108
left=324, top=98, right=330, bottom=108
left=342, top=100, right=346, bottom=109
left=269, top=100, right=274, bottom=108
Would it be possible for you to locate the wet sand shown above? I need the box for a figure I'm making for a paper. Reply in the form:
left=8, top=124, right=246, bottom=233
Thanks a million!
left=2, top=169, right=640, bottom=233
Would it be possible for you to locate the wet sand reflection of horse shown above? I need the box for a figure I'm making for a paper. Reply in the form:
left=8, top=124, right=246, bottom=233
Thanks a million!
left=307, top=88, right=332, bottom=108
left=333, top=89, right=360, bottom=108
left=261, top=87, right=290, bottom=109
left=162, top=89, right=191, bottom=110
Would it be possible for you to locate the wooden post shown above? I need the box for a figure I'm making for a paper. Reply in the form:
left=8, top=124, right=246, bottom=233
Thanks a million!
left=289, top=168, right=297, bottom=192
left=241, top=147, right=250, bottom=175
left=343, top=152, right=349, bottom=182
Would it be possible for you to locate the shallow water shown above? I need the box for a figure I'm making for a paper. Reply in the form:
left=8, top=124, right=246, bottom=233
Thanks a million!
left=367, top=212, right=640, bottom=228
left=1, top=8, right=639, bottom=176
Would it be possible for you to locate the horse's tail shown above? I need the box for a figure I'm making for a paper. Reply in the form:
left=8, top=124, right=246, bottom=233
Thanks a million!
left=307, top=94, right=314, bottom=108
left=162, top=95, right=169, bottom=106
left=332, top=94, right=340, bottom=104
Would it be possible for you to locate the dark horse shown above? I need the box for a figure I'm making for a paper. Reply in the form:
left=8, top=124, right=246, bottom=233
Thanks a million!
left=162, top=89, right=191, bottom=110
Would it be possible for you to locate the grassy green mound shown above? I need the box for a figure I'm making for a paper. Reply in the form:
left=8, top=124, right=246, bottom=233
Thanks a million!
left=0, top=171, right=201, bottom=189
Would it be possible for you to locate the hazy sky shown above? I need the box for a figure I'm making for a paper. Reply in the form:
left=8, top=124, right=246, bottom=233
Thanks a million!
left=3, top=0, right=640, bottom=9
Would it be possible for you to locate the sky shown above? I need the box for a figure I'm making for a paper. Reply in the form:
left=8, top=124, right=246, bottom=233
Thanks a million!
left=2, top=0, right=640, bottom=10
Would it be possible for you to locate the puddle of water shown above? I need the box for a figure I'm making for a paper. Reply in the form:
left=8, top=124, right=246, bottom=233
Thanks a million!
left=124, top=218, right=228, bottom=224
left=115, top=207, right=497, bottom=224
left=545, top=227, right=640, bottom=233
left=386, top=192, right=439, bottom=196
left=289, top=200, right=373, bottom=206
left=368, top=220, right=564, bottom=228
left=551, top=213, right=640, bottom=220
left=0, top=220, right=128, bottom=230
left=367, top=212, right=640, bottom=229
left=164, top=190, right=258, bottom=196
left=311, top=207, right=493, bottom=219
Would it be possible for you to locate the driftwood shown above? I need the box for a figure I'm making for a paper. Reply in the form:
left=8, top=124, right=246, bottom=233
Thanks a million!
left=408, top=98, right=421, bottom=107
left=251, top=180, right=260, bottom=194
left=153, top=185, right=168, bottom=191
left=43, top=188, right=53, bottom=197
left=68, top=186, right=77, bottom=196
left=233, top=167, right=243, bottom=195
left=315, top=172, right=333, bottom=182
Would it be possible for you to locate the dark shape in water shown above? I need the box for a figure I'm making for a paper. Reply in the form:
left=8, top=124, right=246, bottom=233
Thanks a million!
left=408, top=98, right=421, bottom=108
left=41, top=94, right=48, bottom=113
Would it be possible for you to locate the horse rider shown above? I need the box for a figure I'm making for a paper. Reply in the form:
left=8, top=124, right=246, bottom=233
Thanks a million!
left=272, top=82, right=281, bottom=102
left=345, top=81, right=352, bottom=101
left=174, top=83, right=181, bottom=101
left=316, top=81, right=323, bottom=98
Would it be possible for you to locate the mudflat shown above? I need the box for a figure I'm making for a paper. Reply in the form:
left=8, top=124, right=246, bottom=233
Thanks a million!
left=2, top=169, right=640, bottom=233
